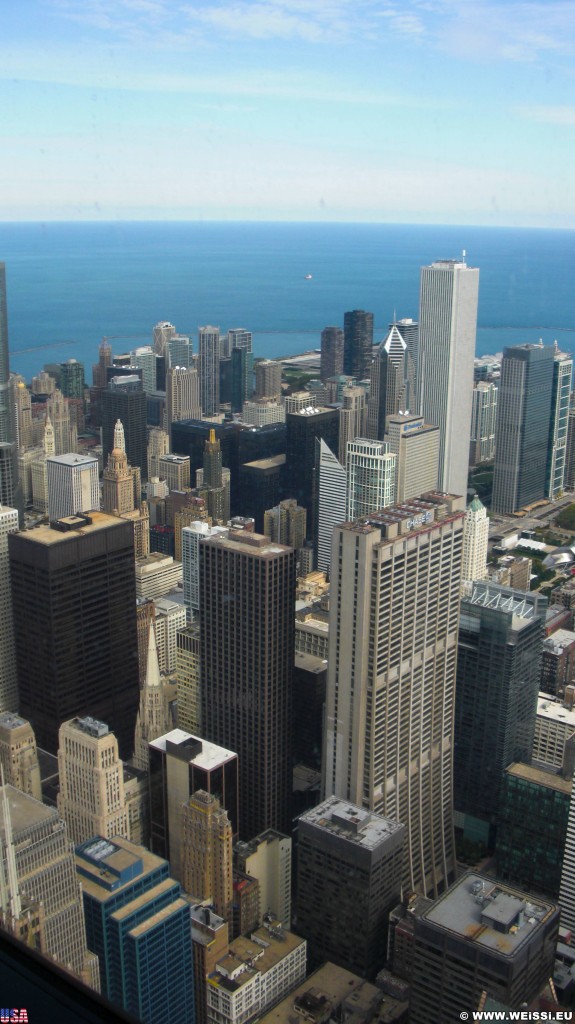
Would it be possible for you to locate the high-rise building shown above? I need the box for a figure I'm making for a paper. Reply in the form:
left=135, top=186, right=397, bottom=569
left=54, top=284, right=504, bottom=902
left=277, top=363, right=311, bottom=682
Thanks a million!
left=165, top=333, right=191, bottom=369
left=76, top=835, right=194, bottom=1024
left=314, top=438, right=347, bottom=573
left=264, top=499, right=306, bottom=551
left=242, top=398, right=285, bottom=426
left=469, top=380, right=497, bottom=466
left=153, top=320, right=176, bottom=355
left=285, top=407, right=339, bottom=535
left=0, top=712, right=41, bottom=800
left=102, top=434, right=135, bottom=515
left=454, top=582, right=545, bottom=845
left=385, top=413, right=440, bottom=502
left=199, top=326, right=221, bottom=416
left=46, top=387, right=77, bottom=455
left=343, top=310, right=374, bottom=381
left=9, top=512, right=140, bottom=758
left=345, top=438, right=395, bottom=520
left=1, top=784, right=100, bottom=989
left=166, top=365, right=201, bottom=445
left=159, top=452, right=191, bottom=492
left=296, top=797, right=405, bottom=979
left=230, top=346, right=253, bottom=413
left=200, top=531, right=295, bottom=839
left=101, top=376, right=147, bottom=479
left=492, top=344, right=555, bottom=514
left=392, top=317, right=419, bottom=386
left=133, top=620, right=173, bottom=772
left=417, top=258, right=479, bottom=497
left=410, top=872, right=559, bottom=1023
left=0, top=506, right=19, bottom=713
left=338, top=386, right=367, bottom=465
left=194, top=430, right=230, bottom=525
left=149, top=729, right=239, bottom=874
left=181, top=790, right=233, bottom=919
left=234, top=829, right=292, bottom=929
left=320, top=327, right=344, bottom=381
left=13, top=381, right=33, bottom=452
left=176, top=623, right=202, bottom=732
left=0, top=264, right=20, bottom=511
left=60, top=358, right=85, bottom=399
left=191, top=906, right=229, bottom=1024
left=546, top=348, right=573, bottom=499
left=182, top=522, right=228, bottom=620
left=559, top=772, right=575, bottom=932
left=254, top=359, right=282, bottom=399
left=47, top=453, right=99, bottom=521
left=147, top=426, right=170, bottom=480
left=227, top=328, right=252, bottom=356
left=460, top=494, right=489, bottom=590
left=324, top=494, right=465, bottom=897
left=366, top=325, right=415, bottom=441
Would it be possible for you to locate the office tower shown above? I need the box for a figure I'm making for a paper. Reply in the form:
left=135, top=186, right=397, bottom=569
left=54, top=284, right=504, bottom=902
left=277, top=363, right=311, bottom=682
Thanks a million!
left=286, top=407, right=339, bottom=530
left=182, top=522, right=228, bottom=620
left=418, top=258, right=479, bottom=497
left=159, top=452, right=191, bottom=492
left=324, top=494, right=465, bottom=897
left=345, top=438, right=395, bottom=520
left=235, top=829, right=292, bottom=929
left=176, top=624, right=201, bottom=732
left=31, top=368, right=56, bottom=395
left=0, top=507, right=18, bottom=714
left=133, top=622, right=173, bottom=771
left=57, top=716, right=133, bottom=845
left=343, top=310, right=374, bottom=381
left=547, top=348, right=573, bottom=499
left=238, top=454, right=285, bottom=531
left=101, top=376, right=147, bottom=479
left=165, top=333, right=191, bottom=369
left=147, top=425, right=169, bottom=480
left=469, top=380, right=497, bottom=466
left=60, top=358, right=85, bottom=399
left=222, top=328, right=252, bottom=361
left=151, top=596, right=186, bottom=672
left=315, top=438, right=347, bottom=573
left=385, top=412, right=440, bottom=502
left=29, top=416, right=54, bottom=513
left=230, top=346, right=253, bottom=414
left=293, top=651, right=327, bottom=771
left=242, top=398, right=285, bottom=425
left=9, top=512, right=139, bottom=758
left=0, top=784, right=100, bottom=989
left=0, top=264, right=20, bottom=512
left=166, top=365, right=201, bottom=445
left=460, top=494, right=489, bottom=591
left=255, top=359, right=282, bottom=399
left=320, top=326, right=344, bottom=381
left=130, top=345, right=158, bottom=392
left=153, top=319, right=176, bottom=355
left=392, top=316, right=419, bottom=382
left=47, top=387, right=77, bottom=455
left=296, top=797, right=405, bottom=979
left=191, top=906, right=229, bottom=1024
left=566, top=402, right=575, bottom=489
left=76, top=836, right=194, bottom=1024
left=410, top=872, right=559, bottom=1023
left=497, top=763, right=570, bottom=899
left=13, top=381, right=33, bottom=452
left=338, top=386, right=367, bottom=465
left=207, top=924, right=306, bottom=1024
left=195, top=430, right=230, bottom=524
left=199, top=325, right=221, bottom=416
left=264, top=498, right=306, bottom=550
left=454, top=582, right=545, bottom=846
left=492, top=344, right=555, bottom=514
left=102, top=438, right=134, bottom=515
left=91, top=339, right=112, bottom=389
left=135, top=551, right=182, bottom=598
left=367, top=325, right=415, bottom=441
left=559, top=773, right=575, bottom=931
left=0, top=712, right=41, bottom=800
left=46, top=452, right=99, bottom=521
left=200, top=532, right=295, bottom=839
left=181, top=790, right=233, bottom=918
left=149, top=730, right=239, bottom=869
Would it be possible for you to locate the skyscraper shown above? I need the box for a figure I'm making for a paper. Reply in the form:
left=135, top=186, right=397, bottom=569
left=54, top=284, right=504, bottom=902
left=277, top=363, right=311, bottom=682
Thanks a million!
left=101, top=376, right=147, bottom=479
left=417, top=258, right=479, bottom=497
left=285, top=407, right=339, bottom=538
left=153, top=320, right=176, bottom=355
left=343, top=310, right=374, bottom=381
left=46, top=452, right=100, bottom=521
left=469, top=380, right=497, bottom=466
left=345, top=438, right=395, bottom=520
left=314, top=438, right=347, bottom=573
left=491, top=344, right=555, bottom=515
left=546, top=348, right=573, bottom=500
left=181, top=790, right=233, bottom=920
left=338, top=386, right=367, bottom=465
left=0, top=506, right=19, bottom=713
left=0, top=712, right=41, bottom=800
left=254, top=359, right=282, bottom=400
left=9, top=512, right=140, bottom=758
left=166, top=365, right=201, bottom=445
left=0, top=264, right=20, bottom=512
left=385, top=413, right=440, bottom=502
left=59, top=358, right=85, bottom=399
left=460, top=494, right=489, bottom=590
left=200, top=531, right=295, bottom=839
left=323, top=494, right=465, bottom=897
left=366, top=325, right=415, bottom=440
left=320, top=327, right=344, bottom=381
left=199, top=326, right=221, bottom=416
left=46, top=387, right=77, bottom=455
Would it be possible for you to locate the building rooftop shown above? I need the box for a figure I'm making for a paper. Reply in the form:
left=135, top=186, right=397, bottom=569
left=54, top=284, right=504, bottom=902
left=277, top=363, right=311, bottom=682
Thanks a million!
left=537, top=694, right=575, bottom=728
left=294, top=652, right=328, bottom=675
left=11, top=510, right=127, bottom=546
left=46, top=453, right=98, bottom=467
left=298, top=796, right=404, bottom=851
left=76, top=836, right=167, bottom=902
left=210, top=925, right=305, bottom=992
left=241, top=454, right=286, bottom=471
left=128, top=898, right=188, bottom=939
left=0, top=785, right=56, bottom=838
left=256, top=962, right=379, bottom=1024
left=423, top=872, right=557, bottom=957
left=0, top=712, right=31, bottom=732
left=206, top=530, right=292, bottom=559
left=505, top=762, right=572, bottom=796
left=149, top=729, right=237, bottom=768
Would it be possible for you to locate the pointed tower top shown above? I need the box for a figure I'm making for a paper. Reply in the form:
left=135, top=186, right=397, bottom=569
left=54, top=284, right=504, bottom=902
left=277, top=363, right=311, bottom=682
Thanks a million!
left=114, top=418, right=126, bottom=453
left=144, top=620, right=162, bottom=690
left=43, top=415, right=55, bottom=457
left=209, top=428, right=216, bottom=444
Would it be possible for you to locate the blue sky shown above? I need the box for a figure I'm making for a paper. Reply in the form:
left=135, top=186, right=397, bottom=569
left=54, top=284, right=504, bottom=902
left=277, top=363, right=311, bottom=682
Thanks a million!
left=2, top=0, right=575, bottom=225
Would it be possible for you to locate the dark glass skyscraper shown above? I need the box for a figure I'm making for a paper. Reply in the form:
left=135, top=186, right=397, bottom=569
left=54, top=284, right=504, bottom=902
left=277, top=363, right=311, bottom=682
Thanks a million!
left=491, top=343, right=555, bottom=514
left=0, top=263, right=21, bottom=513
left=343, top=309, right=374, bottom=381
left=101, top=377, right=147, bottom=480
left=9, top=512, right=140, bottom=758
left=285, top=407, right=339, bottom=539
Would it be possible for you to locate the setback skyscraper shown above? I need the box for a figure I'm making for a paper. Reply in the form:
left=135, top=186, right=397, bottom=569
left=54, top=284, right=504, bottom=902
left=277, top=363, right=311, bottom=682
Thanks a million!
left=418, top=258, right=479, bottom=497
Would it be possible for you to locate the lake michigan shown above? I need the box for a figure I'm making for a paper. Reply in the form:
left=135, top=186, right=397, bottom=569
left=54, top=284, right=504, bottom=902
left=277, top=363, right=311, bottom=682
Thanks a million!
left=0, top=220, right=574, bottom=381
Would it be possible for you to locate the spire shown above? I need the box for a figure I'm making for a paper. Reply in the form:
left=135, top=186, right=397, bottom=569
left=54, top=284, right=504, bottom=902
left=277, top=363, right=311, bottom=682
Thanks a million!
left=114, top=418, right=126, bottom=453
left=145, top=620, right=161, bottom=689
left=43, top=415, right=55, bottom=456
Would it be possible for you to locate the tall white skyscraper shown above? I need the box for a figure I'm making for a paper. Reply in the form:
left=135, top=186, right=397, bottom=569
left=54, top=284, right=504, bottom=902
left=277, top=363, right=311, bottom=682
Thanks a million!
left=166, top=365, right=201, bottom=444
left=0, top=506, right=19, bottom=712
left=46, top=453, right=100, bottom=521
left=418, top=258, right=479, bottom=497
left=323, top=493, right=465, bottom=897
left=315, top=439, right=347, bottom=574
left=345, top=438, right=395, bottom=520
left=199, top=326, right=221, bottom=416
left=460, top=494, right=489, bottom=593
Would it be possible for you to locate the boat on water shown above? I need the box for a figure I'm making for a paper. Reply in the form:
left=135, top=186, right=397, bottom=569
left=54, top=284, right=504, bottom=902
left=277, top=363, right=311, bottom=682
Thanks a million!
left=304, top=273, right=312, bottom=280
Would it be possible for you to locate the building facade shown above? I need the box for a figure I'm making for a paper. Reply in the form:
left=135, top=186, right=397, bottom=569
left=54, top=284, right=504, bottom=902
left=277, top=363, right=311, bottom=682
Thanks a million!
left=345, top=438, right=396, bottom=520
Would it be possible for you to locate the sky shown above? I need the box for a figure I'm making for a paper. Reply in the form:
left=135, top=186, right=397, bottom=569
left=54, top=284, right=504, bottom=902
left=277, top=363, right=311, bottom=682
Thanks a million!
left=1, top=0, right=575, bottom=225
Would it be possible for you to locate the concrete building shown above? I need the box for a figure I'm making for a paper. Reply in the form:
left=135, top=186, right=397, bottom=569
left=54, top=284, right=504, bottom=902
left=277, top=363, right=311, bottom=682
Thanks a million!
left=153, top=320, right=176, bottom=355
left=9, top=512, right=140, bottom=758
left=385, top=413, right=440, bottom=503
left=135, top=552, right=183, bottom=599
left=460, top=494, right=489, bottom=591
left=46, top=453, right=99, bottom=521
left=338, top=386, right=367, bottom=466
left=295, top=603, right=329, bottom=661
left=285, top=407, right=339, bottom=533
left=166, top=366, right=201, bottom=445
left=0, top=506, right=18, bottom=713
left=182, top=522, right=229, bottom=620
left=253, top=359, right=282, bottom=400
left=256, top=962, right=388, bottom=1024
left=324, top=494, right=465, bottom=897
left=417, top=258, right=479, bottom=497
left=200, top=532, right=295, bottom=839
left=533, top=693, right=575, bottom=773
left=147, top=426, right=170, bottom=481
left=264, top=499, right=306, bottom=552
left=315, top=438, right=347, bottom=574
left=46, top=387, right=77, bottom=456
left=76, top=836, right=194, bottom=1024
left=199, top=326, right=221, bottom=416
left=343, top=310, right=374, bottom=381
left=102, top=443, right=134, bottom=515
left=296, top=797, right=405, bottom=979
left=242, top=398, right=285, bottom=426
left=101, top=377, right=147, bottom=481
left=0, top=784, right=100, bottom=989
left=0, top=712, right=41, bottom=800
left=320, top=327, right=344, bottom=381
left=149, top=729, right=239, bottom=877
left=159, top=452, right=191, bottom=492
left=206, top=923, right=306, bottom=1024
left=181, top=790, right=233, bottom=920
left=366, top=324, right=415, bottom=441
left=469, top=380, right=497, bottom=466
left=234, top=829, right=292, bottom=930
left=410, top=872, right=559, bottom=1023
left=540, top=627, right=575, bottom=698
left=547, top=349, right=572, bottom=499
left=152, top=596, right=186, bottom=673
left=175, top=623, right=201, bottom=733
left=345, top=438, right=395, bottom=520
left=192, top=905, right=229, bottom=1024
